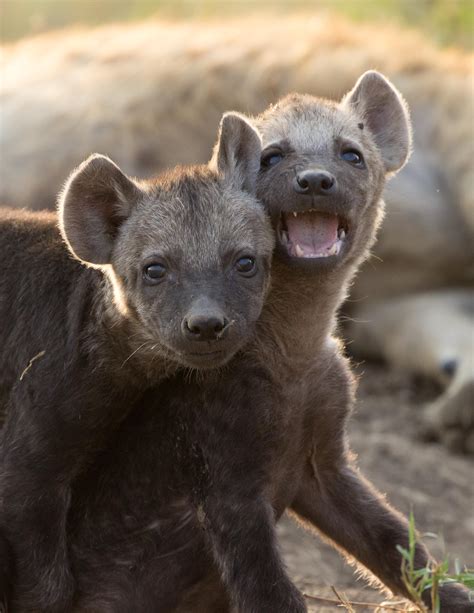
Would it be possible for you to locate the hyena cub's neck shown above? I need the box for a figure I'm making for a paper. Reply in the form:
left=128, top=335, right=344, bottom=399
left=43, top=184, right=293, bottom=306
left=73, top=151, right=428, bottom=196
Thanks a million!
left=254, top=259, right=353, bottom=370
left=251, top=70, right=412, bottom=367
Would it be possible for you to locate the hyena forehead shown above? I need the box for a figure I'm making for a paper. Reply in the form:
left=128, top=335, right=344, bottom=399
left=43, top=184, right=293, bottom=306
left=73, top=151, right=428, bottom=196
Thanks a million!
left=258, top=94, right=369, bottom=152
left=128, top=168, right=274, bottom=265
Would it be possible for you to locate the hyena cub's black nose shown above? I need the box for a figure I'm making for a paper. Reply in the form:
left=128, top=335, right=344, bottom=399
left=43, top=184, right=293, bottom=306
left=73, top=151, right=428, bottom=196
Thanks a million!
left=294, top=169, right=336, bottom=196
left=182, top=312, right=229, bottom=342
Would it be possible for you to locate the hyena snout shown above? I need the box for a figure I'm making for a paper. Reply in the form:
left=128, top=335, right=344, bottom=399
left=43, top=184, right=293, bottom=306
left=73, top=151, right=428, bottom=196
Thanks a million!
left=293, top=169, right=336, bottom=196
left=182, top=299, right=230, bottom=342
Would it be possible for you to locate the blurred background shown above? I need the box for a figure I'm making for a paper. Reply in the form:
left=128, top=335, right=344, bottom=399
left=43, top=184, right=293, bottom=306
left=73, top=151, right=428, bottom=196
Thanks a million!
left=1, top=1, right=473, bottom=610
left=1, top=0, right=473, bottom=48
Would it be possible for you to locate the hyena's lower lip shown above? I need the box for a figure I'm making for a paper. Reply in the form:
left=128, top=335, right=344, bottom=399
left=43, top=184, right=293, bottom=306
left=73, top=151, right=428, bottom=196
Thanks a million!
left=279, top=210, right=348, bottom=259
left=186, top=350, right=225, bottom=358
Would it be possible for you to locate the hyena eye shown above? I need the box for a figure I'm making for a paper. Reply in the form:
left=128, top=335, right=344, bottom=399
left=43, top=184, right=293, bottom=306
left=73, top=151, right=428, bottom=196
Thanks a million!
left=143, top=262, right=167, bottom=283
left=235, top=256, right=256, bottom=276
left=341, top=149, right=364, bottom=166
left=261, top=149, right=284, bottom=169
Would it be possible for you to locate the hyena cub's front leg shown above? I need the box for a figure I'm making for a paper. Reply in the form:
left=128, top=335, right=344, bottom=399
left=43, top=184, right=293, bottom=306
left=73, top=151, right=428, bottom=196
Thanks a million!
left=293, top=457, right=474, bottom=612
left=202, top=492, right=306, bottom=613
left=291, top=365, right=474, bottom=613
left=187, top=370, right=307, bottom=613
left=1, top=370, right=138, bottom=612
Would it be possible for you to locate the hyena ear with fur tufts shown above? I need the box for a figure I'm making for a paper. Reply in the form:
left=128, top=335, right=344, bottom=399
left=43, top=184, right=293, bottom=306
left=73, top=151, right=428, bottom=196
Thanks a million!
left=342, top=70, right=412, bottom=174
left=210, top=112, right=262, bottom=194
left=58, top=154, right=145, bottom=266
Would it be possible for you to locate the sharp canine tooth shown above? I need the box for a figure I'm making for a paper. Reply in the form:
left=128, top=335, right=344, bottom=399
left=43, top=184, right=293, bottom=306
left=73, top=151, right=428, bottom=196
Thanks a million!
left=295, top=244, right=304, bottom=257
left=293, top=212, right=297, bottom=218
left=339, top=229, right=346, bottom=240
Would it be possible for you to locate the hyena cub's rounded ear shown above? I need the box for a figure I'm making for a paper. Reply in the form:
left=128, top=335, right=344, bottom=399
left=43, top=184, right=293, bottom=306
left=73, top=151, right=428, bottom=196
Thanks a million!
left=58, top=154, right=144, bottom=266
left=210, top=112, right=262, bottom=194
left=342, top=70, right=412, bottom=173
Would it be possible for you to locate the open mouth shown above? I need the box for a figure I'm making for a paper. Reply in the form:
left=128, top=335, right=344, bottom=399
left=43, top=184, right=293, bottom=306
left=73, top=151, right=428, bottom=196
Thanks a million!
left=279, top=210, right=348, bottom=259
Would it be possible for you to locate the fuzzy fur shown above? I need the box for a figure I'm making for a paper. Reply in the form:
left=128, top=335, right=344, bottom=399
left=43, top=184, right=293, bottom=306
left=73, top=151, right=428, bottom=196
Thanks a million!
left=0, top=118, right=274, bottom=611
left=1, top=14, right=472, bottom=450
left=3, top=73, right=471, bottom=613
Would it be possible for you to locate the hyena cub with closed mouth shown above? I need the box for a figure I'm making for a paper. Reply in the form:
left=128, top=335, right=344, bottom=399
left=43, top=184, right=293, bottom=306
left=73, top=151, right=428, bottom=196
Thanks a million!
left=0, top=115, right=273, bottom=611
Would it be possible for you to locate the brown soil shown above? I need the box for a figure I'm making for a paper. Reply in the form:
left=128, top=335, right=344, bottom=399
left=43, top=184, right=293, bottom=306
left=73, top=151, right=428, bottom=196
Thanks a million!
left=278, top=363, right=474, bottom=611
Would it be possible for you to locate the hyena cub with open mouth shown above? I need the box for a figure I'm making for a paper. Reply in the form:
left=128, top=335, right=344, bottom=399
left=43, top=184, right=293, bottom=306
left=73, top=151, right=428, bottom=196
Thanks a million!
left=0, top=115, right=273, bottom=611
left=57, top=73, right=471, bottom=613
left=158, top=70, right=470, bottom=611
left=245, top=71, right=472, bottom=611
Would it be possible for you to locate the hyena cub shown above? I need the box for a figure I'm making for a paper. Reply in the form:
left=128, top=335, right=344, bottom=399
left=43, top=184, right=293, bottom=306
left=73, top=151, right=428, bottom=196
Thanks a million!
left=159, top=71, right=469, bottom=612
left=172, top=70, right=469, bottom=611
left=0, top=115, right=274, bottom=611
left=50, top=72, right=471, bottom=613
left=247, top=71, right=472, bottom=610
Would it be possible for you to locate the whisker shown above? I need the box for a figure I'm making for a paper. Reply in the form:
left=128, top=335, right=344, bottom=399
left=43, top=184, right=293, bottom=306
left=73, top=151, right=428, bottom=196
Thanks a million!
left=121, top=342, right=151, bottom=368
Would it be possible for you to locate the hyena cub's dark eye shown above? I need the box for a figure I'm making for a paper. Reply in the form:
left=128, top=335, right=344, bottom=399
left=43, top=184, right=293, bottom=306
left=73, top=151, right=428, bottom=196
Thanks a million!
left=261, top=149, right=284, bottom=169
left=143, top=262, right=167, bottom=284
left=341, top=149, right=365, bottom=167
left=235, top=256, right=257, bottom=277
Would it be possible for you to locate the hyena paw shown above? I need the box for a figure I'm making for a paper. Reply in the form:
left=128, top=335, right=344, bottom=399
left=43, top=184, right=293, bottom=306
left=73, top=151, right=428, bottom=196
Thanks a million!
left=421, top=380, right=474, bottom=455
left=434, top=581, right=474, bottom=612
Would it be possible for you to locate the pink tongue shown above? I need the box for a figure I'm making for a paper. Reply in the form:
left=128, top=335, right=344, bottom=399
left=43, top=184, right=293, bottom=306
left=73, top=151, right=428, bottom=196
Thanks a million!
left=285, top=212, right=338, bottom=255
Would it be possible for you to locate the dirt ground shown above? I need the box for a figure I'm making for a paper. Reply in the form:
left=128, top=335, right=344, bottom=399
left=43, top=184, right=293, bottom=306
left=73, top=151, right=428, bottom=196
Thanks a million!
left=277, top=363, right=474, bottom=611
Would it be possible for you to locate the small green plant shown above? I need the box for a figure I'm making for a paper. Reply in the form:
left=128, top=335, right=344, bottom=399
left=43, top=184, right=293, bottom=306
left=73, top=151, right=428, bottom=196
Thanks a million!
left=396, top=512, right=474, bottom=613
left=304, top=513, right=473, bottom=611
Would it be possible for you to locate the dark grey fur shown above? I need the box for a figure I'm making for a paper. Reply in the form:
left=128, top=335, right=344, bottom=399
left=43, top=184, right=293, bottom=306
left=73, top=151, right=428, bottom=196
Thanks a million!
left=0, top=116, right=274, bottom=612
left=2, top=72, right=472, bottom=612
left=59, top=72, right=472, bottom=612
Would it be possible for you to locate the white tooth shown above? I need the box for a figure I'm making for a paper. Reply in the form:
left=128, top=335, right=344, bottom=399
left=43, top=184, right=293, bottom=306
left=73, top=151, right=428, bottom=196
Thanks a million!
left=328, top=243, right=338, bottom=256
left=339, top=229, right=346, bottom=240
left=295, top=243, right=304, bottom=257
left=293, top=212, right=298, bottom=218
